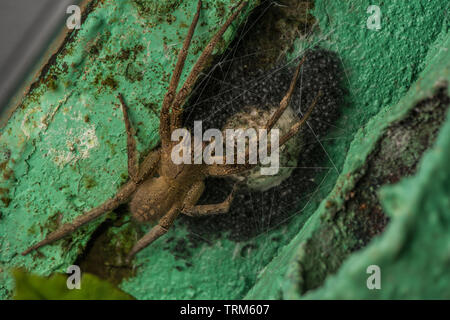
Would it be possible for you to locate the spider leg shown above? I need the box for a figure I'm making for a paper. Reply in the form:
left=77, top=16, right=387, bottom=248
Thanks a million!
left=119, top=94, right=162, bottom=182
left=22, top=181, right=137, bottom=256
left=136, top=147, right=161, bottom=182
left=278, top=90, right=322, bottom=147
left=207, top=91, right=322, bottom=177
left=182, top=181, right=239, bottom=217
left=170, top=1, right=248, bottom=131
left=126, top=206, right=180, bottom=263
left=160, top=0, right=202, bottom=150
left=264, top=55, right=307, bottom=132
left=118, top=94, right=139, bottom=182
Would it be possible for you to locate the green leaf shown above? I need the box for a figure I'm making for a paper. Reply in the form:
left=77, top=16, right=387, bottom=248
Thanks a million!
left=12, top=269, right=135, bottom=300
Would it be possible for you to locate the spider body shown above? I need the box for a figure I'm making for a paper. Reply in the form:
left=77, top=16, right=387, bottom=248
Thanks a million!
left=22, top=0, right=321, bottom=263
left=129, top=157, right=205, bottom=223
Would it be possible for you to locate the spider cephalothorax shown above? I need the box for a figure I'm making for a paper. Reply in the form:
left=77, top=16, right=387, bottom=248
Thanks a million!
left=22, top=0, right=320, bottom=263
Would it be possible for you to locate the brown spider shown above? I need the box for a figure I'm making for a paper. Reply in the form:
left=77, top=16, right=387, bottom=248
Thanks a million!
left=22, top=0, right=321, bottom=263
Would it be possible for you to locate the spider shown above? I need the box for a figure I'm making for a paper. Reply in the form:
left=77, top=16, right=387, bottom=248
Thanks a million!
left=22, top=0, right=321, bottom=263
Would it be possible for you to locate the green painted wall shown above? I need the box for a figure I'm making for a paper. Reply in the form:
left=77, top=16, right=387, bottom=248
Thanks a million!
left=1, top=0, right=449, bottom=300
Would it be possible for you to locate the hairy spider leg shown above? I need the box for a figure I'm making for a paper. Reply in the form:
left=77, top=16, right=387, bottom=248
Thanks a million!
left=264, top=55, right=307, bottom=132
left=118, top=94, right=162, bottom=183
left=160, top=0, right=202, bottom=150
left=181, top=181, right=239, bottom=217
left=119, top=93, right=139, bottom=182
left=170, top=1, right=249, bottom=131
left=22, top=181, right=137, bottom=256
left=126, top=206, right=178, bottom=263
left=278, top=90, right=322, bottom=146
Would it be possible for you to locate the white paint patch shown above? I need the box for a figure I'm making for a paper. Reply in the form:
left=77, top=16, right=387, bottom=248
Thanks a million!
left=20, top=108, right=39, bottom=140
left=47, top=123, right=99, bottom=167
left=21, top=93, right=72, bottom=140
left=77, top=125, right=99, bottom=159
left=41, top=95, right=100, bottom=168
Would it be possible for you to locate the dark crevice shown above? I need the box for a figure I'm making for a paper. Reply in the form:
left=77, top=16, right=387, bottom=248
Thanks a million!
left=74, top=203, right=137, bottom=285
left=298, top=84, right=450, bottom=294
